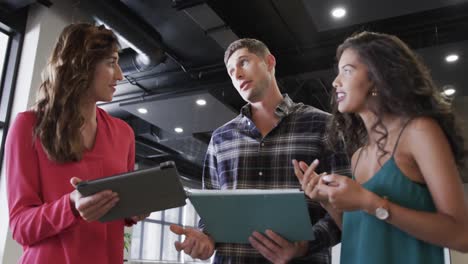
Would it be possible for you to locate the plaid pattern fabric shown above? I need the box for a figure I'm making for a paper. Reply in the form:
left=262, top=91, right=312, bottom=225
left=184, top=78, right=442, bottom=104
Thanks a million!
left=201, top=95, right=350, bottom=264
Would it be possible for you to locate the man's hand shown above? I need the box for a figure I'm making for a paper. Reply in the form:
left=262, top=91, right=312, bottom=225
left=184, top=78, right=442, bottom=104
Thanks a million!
left=169, top=224, right=215, bottom=260
left=69, top=177, right=119, bottom=222
left=249, top=230, right=308, bottom=264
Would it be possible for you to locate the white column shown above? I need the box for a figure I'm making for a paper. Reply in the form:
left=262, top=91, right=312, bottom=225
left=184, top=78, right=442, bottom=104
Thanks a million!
left=0, top=2, right=92, bottom=262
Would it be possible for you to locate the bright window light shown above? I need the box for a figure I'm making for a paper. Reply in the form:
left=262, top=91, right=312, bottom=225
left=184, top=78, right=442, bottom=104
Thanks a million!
left=196, top=99, right=207, bottom=106
left=174, top=127, right=184, bottom=133
left=445, top=54, right=459, bottom=63
left=331, top=7, right=346, bottom=18
left=137, top=108, right=148, bottom=114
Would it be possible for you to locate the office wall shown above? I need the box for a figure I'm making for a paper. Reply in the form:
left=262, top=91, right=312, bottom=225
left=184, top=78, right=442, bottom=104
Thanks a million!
left=0, top=1, right=91, bottom=262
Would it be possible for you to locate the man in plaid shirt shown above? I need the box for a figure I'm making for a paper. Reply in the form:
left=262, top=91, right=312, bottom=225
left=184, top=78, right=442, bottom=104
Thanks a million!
left=170, top=38, right=350, bottom=264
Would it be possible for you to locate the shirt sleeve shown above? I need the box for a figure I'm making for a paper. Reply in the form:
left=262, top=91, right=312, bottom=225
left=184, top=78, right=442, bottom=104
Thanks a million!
left=6, top=113, right=79, bottom=246
left=318, top=133, right=351, bottom=177
left=198, top=137, right=219, bottom=231
left=201, top=137, right=220, bottom=191
left=297, top=130, right=351, bottom=259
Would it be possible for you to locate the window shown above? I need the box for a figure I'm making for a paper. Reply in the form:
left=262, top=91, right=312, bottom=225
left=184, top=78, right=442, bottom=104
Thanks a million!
left=0, top=8, right=27, bottom=171
left=0, top=29, right=9, bottom=138
left=0, top=30, right=8, bottom=87
left=130, top=199, right=212, bottom=263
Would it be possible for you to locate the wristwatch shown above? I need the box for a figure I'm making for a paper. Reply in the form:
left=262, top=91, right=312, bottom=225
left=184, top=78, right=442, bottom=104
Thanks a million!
left=375, top=196, right=390, bottom=220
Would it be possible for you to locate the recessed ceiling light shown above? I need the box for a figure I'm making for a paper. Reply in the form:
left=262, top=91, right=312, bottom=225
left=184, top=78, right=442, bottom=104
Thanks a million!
left=445, top=54, right=459, bottom=63
left=331, top=7, right=346, bottom=18
left=137, top=108, right=148, bottom=114
left=442, top=85, right=456, bottom=96
left=196, top=99, right=207, bottom=106
left=174, top=127, right=184, bottom=133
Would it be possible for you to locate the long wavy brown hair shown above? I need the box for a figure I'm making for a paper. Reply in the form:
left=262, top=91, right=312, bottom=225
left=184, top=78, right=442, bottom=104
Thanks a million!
left=34, top=23, right=119, bottom=163
left=327, top=31, right=466, bottom=169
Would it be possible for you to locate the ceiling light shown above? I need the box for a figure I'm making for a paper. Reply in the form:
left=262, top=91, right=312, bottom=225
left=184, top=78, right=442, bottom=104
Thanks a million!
left=137, top=108, right=148, bottom=114
left=442, top=85, right=456, bottom=96
left=331, top=7, right=346, bottom=18
left=196, top=99, right=207, bottom=106
left=445, top=54, right=459, bottom=63
left=443, top=88, right=456, bottom=96
left=174, top=127, right=184, bottom=133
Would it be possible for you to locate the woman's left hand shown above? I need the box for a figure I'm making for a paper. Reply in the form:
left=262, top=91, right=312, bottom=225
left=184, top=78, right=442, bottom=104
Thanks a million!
left=317, top=174, right=371, bottom=212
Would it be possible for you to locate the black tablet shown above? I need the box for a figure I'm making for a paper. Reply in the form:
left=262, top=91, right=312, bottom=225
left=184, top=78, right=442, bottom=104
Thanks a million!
left=76, top=161, right=187, bottom=222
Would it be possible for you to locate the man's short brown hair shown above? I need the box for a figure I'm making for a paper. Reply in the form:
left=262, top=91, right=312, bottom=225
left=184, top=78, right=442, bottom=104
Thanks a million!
left=224, top=38, right=270, bottom=65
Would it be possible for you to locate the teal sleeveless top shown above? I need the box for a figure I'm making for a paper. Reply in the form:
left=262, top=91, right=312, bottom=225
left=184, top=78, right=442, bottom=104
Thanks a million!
left=340, top=122, right=444, bottom=264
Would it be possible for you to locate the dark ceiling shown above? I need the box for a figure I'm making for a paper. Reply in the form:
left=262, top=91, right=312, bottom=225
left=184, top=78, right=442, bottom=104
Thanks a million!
left=26, top=0, right=468, bottom=180
left=92, top=0, right=468, bottom=181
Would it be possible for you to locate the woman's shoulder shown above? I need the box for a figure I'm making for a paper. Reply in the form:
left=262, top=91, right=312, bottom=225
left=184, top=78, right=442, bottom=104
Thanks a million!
left=407, top=116, right=440, bottom=130
left=16, top=110, right=37, bottom=119
left=97, top=107, right=134, bottom=136
left=400, top=117, right=446, bottom=153
left=11, top=110, right=37, bottom=129
left=6, top=111, right=38, bottom=146
left=405, top=117, right=443, bottom=139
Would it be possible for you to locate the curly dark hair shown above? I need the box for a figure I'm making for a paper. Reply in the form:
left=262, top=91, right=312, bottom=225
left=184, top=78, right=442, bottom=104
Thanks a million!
left=327, top=31, right=466, bottom=169
left=34, top=23, right=120, bottom=163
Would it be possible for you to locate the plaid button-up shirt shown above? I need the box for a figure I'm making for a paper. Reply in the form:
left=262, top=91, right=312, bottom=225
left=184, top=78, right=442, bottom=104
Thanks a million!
left=201, top=95, right=350, bottom=264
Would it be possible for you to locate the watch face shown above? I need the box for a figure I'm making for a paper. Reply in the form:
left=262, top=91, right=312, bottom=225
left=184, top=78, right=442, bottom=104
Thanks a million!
left=376, top=207, right=389, bottom=220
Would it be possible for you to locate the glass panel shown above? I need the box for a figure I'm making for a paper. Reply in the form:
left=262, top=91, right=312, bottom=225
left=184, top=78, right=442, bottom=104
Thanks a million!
left=141, top=222, right=162, bottom=260
left=164, top=207, right=181, bottom=224
left=183, top=250, right=213, bottom=263
left=130, top=222, right=142, bottom=259
left=0, top=31, right=8, bottom=85
left=184, top=201, right=198, bottom=228
left=161, top=224, right=180, bottom=261
left=148, top=210, right=162, bottom=220
left=132, top=203, right=211, bottom=263
left=196, top=215, right=202, bottom=229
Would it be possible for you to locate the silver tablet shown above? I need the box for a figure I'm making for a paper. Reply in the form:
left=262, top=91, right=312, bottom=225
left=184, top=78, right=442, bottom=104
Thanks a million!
left=76, top=161, right=187, bottom=222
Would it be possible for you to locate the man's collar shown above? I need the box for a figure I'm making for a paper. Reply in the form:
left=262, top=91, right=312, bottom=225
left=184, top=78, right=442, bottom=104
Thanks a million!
left=240, top=94, right=296, bottom=118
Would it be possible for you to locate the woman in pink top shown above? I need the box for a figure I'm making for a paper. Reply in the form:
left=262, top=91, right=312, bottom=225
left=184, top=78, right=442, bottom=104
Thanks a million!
left=6, top=23, right=145, bottom=263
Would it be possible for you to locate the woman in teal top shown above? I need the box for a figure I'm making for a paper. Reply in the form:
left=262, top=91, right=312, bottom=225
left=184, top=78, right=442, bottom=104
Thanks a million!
left=293, top=31, right=468, bottom=264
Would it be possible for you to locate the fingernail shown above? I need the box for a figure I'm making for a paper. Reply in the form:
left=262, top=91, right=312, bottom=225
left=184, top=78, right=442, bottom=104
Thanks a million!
left=313, top=159, right=318, bottom=164
left=323, top=175, right=331, bottom=181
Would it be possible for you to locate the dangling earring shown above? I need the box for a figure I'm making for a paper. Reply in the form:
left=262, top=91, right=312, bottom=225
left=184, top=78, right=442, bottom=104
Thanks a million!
left=371, top=89, right=377, bottom=97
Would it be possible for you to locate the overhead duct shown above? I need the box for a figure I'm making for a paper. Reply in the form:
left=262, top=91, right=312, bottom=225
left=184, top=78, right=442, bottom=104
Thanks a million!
left=0, top=0, right=51, bottom=12
left=174, top=1, right=238, bottom=49
left=118, top=47, right=157, bottom=74
left=80, top=0, right=166, bottom=73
